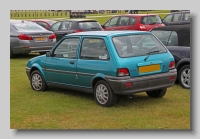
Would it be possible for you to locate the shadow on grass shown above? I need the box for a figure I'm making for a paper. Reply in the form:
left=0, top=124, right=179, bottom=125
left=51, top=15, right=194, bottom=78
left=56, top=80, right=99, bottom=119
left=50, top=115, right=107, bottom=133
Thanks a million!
left=42, top=87, right=168, bottom=107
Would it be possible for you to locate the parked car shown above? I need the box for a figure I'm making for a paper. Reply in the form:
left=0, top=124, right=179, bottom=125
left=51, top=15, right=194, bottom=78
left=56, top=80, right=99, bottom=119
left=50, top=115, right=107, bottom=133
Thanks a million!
left=26, top=31, right=177, bottom=107
left=151, top=24, right=190, bottom=89
left=101, top=14, right=165, bottom=31
left=49, top=19, right=104, bottom=41
left=30, top=19, right=57, bottom=30
left=10, top=20, right=57, bottom=58
left=162, top=11, right=190, bottom=26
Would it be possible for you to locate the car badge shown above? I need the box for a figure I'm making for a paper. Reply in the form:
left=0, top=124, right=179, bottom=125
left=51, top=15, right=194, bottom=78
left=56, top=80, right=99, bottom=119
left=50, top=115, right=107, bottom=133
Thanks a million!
left=40, top=34, right=42, bottom=36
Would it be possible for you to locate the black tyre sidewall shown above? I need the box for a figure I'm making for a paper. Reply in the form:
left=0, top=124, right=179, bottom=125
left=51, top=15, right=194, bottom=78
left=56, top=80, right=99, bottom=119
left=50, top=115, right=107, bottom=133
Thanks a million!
left=10, top=48, right=15, bottom=58
left=30, top=70, right=47, bottom=91
left=178, top=65, right=190, bottom=89
left=94, top=80, right=117, bottom=107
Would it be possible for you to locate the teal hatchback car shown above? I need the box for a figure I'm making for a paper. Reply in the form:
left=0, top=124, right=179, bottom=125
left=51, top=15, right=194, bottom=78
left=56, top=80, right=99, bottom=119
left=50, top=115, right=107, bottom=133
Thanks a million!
left=26, top=31, right=177, bottom=107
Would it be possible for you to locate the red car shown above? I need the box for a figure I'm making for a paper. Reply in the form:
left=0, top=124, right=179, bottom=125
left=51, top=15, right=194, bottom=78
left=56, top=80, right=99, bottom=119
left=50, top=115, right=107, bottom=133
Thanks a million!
left=101, top=14, right=165, bottom=31
left=30, top=19, right=56, bottom=30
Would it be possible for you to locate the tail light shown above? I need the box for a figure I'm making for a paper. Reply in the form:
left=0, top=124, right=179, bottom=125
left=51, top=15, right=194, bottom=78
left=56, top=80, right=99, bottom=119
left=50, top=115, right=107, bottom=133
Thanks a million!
left=139, top=24, right=146, bottom=31
left=117, top=68, right=130, bottom=76
left=49, top=33, right=56, bottom=39
left=18, top=34, right=33, bottom=40
left=75, top=30, right=83, bottom=33
left=169, top=61, right=175, bottom=69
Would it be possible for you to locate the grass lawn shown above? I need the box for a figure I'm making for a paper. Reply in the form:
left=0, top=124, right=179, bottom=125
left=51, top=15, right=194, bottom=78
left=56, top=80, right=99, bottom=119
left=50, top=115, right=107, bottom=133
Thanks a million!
left=10, top=53, right=190, bottom=129
left=10, top=11, right=190, bottom=129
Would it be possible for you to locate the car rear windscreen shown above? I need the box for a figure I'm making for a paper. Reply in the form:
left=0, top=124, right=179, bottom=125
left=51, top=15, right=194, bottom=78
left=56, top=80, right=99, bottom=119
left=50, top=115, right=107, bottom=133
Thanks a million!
left=78, top=21, right=102, bottom=30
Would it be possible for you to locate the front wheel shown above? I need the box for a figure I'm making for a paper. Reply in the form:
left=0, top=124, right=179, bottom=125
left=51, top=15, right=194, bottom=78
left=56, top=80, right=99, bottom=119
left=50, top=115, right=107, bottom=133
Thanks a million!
left=30, top=70, right=48, bottom=91
left=146, top=88, right=167, bottom=98
left=178, top=65, right=190, bottom=89
left=94, top=80, right=117, bottom=107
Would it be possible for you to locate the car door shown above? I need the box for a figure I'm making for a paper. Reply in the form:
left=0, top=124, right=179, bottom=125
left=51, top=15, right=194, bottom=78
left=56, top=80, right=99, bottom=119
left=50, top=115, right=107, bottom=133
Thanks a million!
left=77, top=37, right=112, bottom=88
left=54, top=21, right=75, bottom=41
left=170, top=13, right=182, bottom=25
left=45, top=37, right=80, bottom=86
left=102, top=16, right=120, bottom=31
left=181, top=12, right=190, bottom=25
left=112, top=16, right=130, bottom=30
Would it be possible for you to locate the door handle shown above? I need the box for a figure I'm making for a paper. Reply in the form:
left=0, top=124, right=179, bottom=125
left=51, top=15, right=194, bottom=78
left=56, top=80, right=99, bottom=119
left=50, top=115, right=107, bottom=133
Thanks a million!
left=124, top=28, right=127, bottom=30
left=111, top=29, right=115, bottom=30
left=69, top=61, right=75, bottom=64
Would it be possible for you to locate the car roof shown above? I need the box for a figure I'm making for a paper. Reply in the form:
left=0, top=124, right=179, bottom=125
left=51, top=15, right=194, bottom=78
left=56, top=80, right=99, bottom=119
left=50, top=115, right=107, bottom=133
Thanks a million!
left=66, top=30, right=151, bottom=37
left=59, top=19, right=97, bottom=22
left=10, top=19, right=31, bottom=24
left=113, top=14, right=160, bottom=17
left=170, top=11, right=190, bottom=14
left=30, top=19, right=56, bottom=21
left=151, top=24, right=190, bottom=33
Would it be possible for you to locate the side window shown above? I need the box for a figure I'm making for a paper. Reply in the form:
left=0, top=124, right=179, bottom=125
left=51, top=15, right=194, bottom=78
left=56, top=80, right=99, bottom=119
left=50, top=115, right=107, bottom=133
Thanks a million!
left=151, top=30, right=171, bottom=46
left=108, top=17, right=119, bottom=27
left=183, top=13, right=190, bottom=21
left=163, top=14, right=173, bottom=23
left=168, top=31, right=178, bottom=46
left=60, top=21, right=72, bottom=30
left=129, top=17, right=136, bottom=25
left=80, top=38, right=109, bottom=60
left=50, top=22, right=61, bottom=30
left=54, top=38, right=79, bottom=58
left=172, top=13, right=182, bottom=22
left=118, top=16, right=129, bottom=26
left=141, top=16, right=148, bottom=24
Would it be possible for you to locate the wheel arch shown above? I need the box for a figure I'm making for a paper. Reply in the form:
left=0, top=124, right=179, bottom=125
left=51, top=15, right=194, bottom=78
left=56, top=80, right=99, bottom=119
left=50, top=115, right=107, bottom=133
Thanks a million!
left=30, top=64, right=47, bottom=81
left=176, top=58, right=190, bottom=74
left=92, top=73, right=109, bottom=89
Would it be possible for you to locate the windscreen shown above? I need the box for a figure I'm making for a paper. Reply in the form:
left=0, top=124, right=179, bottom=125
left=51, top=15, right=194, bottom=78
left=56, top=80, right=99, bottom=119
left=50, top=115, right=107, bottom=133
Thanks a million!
left=112, top=34, right=167, bottom=58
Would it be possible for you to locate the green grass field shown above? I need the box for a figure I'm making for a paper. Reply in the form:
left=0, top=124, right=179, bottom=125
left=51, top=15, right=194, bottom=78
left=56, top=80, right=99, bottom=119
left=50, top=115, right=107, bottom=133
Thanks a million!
left=10, top=11, right=190, bottom=129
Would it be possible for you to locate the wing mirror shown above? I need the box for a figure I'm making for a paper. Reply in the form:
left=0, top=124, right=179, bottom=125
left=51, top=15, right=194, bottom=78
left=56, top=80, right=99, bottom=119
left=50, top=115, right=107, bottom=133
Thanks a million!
left=46, top=51, right=52, bottom=57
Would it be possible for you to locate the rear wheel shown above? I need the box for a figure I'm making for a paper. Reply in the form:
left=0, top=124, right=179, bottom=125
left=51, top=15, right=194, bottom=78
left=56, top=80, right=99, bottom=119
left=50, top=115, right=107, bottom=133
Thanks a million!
left=30, top=70, right=48, bottom=91
left=10, top=48, right=15, bottom=58
left=178, top=65, right=190, bottom=89
left=146, top=88, right=167, bottom=98
left=94, top=80, right=117, bottom=107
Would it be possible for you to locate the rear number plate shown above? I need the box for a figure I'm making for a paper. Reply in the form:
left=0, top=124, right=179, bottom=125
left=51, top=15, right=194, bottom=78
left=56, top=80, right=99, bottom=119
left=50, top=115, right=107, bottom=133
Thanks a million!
left=139, top=64, right=160, bottom=73
left=35, top=37, right=46, bottom=41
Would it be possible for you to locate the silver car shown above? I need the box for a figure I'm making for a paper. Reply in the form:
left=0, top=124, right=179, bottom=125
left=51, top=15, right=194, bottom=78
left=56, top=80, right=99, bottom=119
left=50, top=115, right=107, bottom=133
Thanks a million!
left=10, top=20, right=57, bottom=58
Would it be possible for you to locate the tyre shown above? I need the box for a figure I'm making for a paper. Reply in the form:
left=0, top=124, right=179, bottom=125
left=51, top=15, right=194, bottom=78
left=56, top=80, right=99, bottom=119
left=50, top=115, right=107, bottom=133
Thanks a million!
left=30, top=70, right=48, bottom=91
left=146, top=88, right=167, bottom=98
left=10, top=48, right=15, bottom=58
left=94, top=80, right=117, bottom=107
left=178, top=65, right=190, bottom=89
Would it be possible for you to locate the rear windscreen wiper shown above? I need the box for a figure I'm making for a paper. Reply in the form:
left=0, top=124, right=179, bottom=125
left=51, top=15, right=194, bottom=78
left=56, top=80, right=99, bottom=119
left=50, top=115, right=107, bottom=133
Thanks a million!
left=144, top=50, right=160, bottom=61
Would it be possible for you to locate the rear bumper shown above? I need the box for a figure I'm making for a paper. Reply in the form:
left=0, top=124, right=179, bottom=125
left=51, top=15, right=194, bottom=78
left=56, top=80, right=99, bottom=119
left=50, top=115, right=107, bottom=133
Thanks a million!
left=106, top=69, right=177, bottom=95
left=11, top=39, right=56, bottom=54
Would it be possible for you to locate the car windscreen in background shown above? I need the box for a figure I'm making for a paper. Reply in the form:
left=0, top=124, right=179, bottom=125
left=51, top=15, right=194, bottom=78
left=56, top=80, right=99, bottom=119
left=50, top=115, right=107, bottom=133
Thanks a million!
left=78, top=21, right=102, bottom=30
left=12, top=22, right=46, bottom=31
